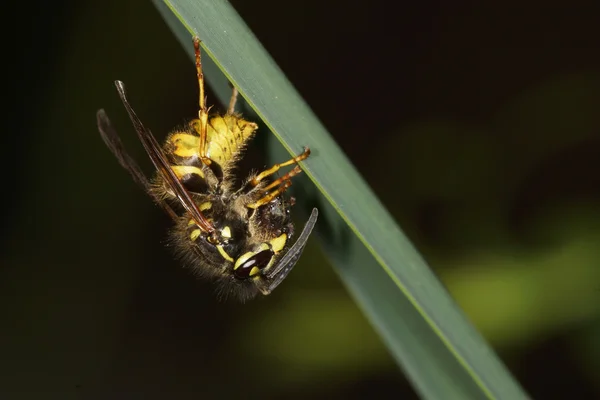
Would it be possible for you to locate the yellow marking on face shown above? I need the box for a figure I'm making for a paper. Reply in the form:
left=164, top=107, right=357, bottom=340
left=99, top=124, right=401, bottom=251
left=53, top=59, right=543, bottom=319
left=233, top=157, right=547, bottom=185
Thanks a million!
left=249, top=267, right=261, bottom=277
left=199, top=202, right=212, bottom=211
left=190, top=229, right=201, bottom=241
left=217, top=245, right=234, bottom=262
left=269, top=233, right=288, bottom=253
left=170, top=133, right=200, bottom=157
left=170, top=165, right=205, bottom=179
left=234, top=243, right=270, bottom=270
left=221, top=226, right=232, bottom=238
left=234, top=253, right=252, bottom=270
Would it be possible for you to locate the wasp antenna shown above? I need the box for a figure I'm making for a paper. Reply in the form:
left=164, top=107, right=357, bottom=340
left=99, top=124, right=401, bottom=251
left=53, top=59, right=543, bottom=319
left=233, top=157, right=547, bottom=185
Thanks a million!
left=262, top=208, right=319, bottom=293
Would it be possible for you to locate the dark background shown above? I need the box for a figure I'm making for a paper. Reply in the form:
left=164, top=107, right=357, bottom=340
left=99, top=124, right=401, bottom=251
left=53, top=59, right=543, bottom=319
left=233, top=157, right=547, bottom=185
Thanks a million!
left=2, top=0, right=600, bottom=399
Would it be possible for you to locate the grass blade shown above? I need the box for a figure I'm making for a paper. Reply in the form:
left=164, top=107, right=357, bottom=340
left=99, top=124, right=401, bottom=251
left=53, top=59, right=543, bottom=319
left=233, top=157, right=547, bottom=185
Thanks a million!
left=153, top=1, right=529, bottom=398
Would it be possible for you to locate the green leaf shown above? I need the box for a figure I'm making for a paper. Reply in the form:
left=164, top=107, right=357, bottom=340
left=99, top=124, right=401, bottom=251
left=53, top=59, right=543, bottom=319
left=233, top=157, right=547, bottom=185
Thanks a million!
left=153, top=0, right=529, bottom=398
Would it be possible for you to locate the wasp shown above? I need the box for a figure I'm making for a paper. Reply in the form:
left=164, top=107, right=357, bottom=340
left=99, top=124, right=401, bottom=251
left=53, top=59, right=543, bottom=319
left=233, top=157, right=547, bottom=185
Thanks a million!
left=96, top=37, right=318, bottom=301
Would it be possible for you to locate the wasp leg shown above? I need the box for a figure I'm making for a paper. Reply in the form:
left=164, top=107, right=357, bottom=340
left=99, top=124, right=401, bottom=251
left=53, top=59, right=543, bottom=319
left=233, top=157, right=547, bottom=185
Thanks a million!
left=250, top=147, right=310, bottom=187
left=193, top=37, right=212, bottom=167
left=260, top=166, right=301, bottom=193
left=247, top=181, right=293, bottom=209
left=227, top=86, right=239, bottom=115
left=247, top=164, right=303, bottom=208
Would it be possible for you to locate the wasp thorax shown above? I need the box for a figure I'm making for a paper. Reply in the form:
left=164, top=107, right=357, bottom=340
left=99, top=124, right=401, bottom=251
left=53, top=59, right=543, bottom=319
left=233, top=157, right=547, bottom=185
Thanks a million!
left=233, top=249, right=273, bottom=280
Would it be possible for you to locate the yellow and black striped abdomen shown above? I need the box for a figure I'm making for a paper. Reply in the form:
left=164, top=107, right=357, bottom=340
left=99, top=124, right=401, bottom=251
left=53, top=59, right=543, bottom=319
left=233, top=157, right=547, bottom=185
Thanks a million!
left=206, top=115, right=258, bottom=166
left=168, top=115, right=258, bottom=169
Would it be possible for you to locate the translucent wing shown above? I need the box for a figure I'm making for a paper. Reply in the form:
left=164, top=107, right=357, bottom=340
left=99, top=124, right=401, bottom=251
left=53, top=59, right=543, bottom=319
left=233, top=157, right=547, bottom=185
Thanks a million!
left=113, top=80, right=215, bottom=234
left=96, top=108, right=178, bottom=221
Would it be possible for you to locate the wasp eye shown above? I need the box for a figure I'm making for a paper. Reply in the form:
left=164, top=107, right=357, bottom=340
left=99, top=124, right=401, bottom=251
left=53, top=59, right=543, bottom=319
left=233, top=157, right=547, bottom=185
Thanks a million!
left=234, top=250, right=273, bottom=280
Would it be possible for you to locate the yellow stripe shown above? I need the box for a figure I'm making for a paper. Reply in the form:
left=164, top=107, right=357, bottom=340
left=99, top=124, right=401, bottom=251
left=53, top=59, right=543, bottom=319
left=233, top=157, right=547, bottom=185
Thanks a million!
left=269, top=234, right=287, bottom=253
left=170, top=133, right=200, bottom=158
left=221, top=226, right=232, bottom=238
left=171, top=165, right=204, bottom=179
left=217, top=245, right=234, bottom=262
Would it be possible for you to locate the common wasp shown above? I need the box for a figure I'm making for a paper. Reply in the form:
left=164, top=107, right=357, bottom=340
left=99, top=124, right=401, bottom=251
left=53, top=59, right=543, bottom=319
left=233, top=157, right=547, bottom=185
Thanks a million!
left=96, top=37, right=318, bottom=301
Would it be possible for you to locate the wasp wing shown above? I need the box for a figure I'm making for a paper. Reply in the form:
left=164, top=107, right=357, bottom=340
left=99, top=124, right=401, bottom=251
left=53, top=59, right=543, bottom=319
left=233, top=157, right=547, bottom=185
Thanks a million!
left=113, top=80, right=215, bottom=234
left=97, top=108, right=179, bottom=221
